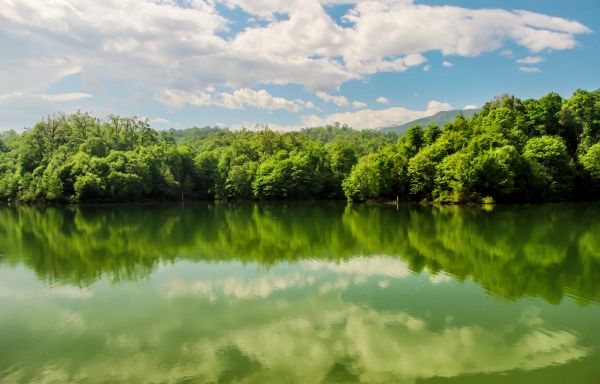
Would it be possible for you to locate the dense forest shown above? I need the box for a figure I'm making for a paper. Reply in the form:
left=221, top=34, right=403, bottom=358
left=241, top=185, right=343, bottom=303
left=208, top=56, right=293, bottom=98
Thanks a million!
left=0, top=89, right=599, bottom=203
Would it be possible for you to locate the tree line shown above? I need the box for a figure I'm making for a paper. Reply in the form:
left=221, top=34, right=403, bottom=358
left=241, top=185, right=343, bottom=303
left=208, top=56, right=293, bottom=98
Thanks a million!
left=0, top=89, right=598, bottom=203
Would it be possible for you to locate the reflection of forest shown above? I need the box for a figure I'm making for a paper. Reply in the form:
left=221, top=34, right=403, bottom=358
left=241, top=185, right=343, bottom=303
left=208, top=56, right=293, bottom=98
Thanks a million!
left=0, top=202, right=599, bottom=303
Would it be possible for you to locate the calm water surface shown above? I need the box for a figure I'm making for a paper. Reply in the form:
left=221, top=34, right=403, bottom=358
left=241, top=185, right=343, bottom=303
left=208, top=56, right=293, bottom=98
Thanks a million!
left=1, top=202, right=600, bottom=383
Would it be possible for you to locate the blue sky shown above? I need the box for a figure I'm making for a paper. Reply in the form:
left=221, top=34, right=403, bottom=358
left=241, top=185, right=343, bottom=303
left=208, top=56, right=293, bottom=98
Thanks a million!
left=0, top=0, right=598, bottom=131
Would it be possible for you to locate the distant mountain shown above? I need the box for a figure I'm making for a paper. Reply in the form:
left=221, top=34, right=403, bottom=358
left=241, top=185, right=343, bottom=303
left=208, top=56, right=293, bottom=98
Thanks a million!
left=379, top=108, right=480, bottom=134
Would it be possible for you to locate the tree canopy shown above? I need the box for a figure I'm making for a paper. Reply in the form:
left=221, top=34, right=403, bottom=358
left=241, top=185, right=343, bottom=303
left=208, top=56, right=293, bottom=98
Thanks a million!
left=344, top=89, right=600, bottom=202
left=0, top=89, right=598, bottom=203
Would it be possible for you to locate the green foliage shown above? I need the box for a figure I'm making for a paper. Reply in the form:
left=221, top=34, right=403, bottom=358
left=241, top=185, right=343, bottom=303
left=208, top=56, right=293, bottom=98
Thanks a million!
left=402, top=125, right=424, bottom=156
left=74, top=173, right=103, bottom=201
left=580, top=142, right=600, bottom=195
left=523, top=136, right=575, bottom=200
left=471, top=145, right=520, bottom=198
left=407, top=148, right=438, bottom=199
left=434, top=150, right=475, bottom=200
left=0, top=89, right=598, bottom=203
left=344, top=89, right=599, bottom=202
left=343, top=145, right=408, bottom=201
left=80, top=137, right=108, bottom=157
left=0, top=115, right=395, bottom=202
left=581, top=143, right=600, bottom=180
left=342, top=153, right=384, bottom=201
left=423, top=123, right=441, bottom=146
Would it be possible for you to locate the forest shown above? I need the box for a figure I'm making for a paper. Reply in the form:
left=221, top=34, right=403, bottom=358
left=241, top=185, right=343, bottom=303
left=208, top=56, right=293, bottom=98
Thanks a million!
left=0, top=89, right=598, bottom=203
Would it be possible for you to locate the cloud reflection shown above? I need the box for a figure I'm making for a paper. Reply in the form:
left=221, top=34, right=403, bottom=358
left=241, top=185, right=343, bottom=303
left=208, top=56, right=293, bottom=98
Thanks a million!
left=0, top=259, right=590, bottom=383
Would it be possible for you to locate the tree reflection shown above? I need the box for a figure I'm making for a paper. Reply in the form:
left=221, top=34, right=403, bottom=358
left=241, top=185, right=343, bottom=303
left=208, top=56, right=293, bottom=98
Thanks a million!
left=0, top=202, right=599, bottom=303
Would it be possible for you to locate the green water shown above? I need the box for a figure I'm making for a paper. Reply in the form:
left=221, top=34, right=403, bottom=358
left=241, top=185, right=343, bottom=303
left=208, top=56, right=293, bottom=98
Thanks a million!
left=1, top=203, right=600, bottom=383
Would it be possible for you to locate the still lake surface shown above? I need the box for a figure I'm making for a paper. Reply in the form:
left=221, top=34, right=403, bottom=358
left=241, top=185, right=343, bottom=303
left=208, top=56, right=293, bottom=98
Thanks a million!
left=1, top=202, right=599, bottom=383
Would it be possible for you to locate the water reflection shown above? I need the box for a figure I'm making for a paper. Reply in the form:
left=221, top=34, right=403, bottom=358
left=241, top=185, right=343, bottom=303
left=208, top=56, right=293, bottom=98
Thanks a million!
left=0, top=259, right=592, bottom=384
left=0, top=203, right=599, bottom=303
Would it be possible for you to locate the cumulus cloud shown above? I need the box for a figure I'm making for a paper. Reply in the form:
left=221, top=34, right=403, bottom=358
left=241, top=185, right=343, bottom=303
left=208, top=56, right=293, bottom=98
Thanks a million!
left=376, top=96, right=389, bottom=104
left=0, top=92, right=95, bottom=130
left=298, top=100, right=316, bottom=109
left=463, top=104, right=478, bottom=110
left=500, top=49, right=514, bottom=58
left=316, top=91, right=349, bottom=107
left=157, top=88, right=304, bottom=111
left=0, top=92, right=92, bottom=103
left=149, top=117, right=171, bottom=125
left=520, top=66, right=541, bottom=73
left=37, top=93, right=93, bottom=102
left=303, top=100, right=452, bottom=130
left=0, top=0, right=592, bottom=130
left=219, top=88, right=302, bottom=111
left=316, top=91, right=370, bottom=109
left=442, top=60, right=454, bottom=67
left=156, top=89, right=213, bottom=108
left=517, top=56, right=545, bottom=64
left=0, top=0, right=590, bottom=97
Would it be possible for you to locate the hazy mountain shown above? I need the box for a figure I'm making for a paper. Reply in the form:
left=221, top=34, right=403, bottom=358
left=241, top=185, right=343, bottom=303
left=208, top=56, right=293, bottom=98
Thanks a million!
left=379, top=109, right=480, bottom=134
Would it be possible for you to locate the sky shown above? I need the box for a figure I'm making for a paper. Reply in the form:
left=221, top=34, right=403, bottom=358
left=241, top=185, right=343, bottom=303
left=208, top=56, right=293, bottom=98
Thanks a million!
left=0, top=0, right=599, bottom=131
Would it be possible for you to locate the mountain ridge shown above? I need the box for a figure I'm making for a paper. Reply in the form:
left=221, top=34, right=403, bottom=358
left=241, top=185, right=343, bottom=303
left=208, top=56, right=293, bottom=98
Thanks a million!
left=379, top=108, right=481, bottom=133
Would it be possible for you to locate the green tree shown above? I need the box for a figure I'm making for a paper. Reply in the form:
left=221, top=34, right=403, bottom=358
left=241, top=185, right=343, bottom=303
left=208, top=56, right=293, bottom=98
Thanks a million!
left=423, top=123, right=441, bottom=146
left=74, top=173, right=104, bottom=201
left=523, top=136, right=575, bottom=200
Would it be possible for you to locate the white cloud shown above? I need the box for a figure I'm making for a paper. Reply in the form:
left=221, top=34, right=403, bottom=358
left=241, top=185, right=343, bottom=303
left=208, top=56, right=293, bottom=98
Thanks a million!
left=316, top=91, right=369, bottom=109
left=463, top=104, right=478, bottom=110
left=517, top=56, right=545, bottom=64
left=230, top=121, right=295, bottom=131
left=514, top=10, right=591, bottom=35
left=316, top=91, right=349, bottom=107
left=157, top=88, right=303, bottom=112
left=376, top=96, right=389, bottom=104
left=219, top=88, right=302, bottom=112
left=442, top=60, right=454, bottom=67
left=423, top=64, right=431, bottom=72
left=0, top=0, right=592, bottom=128
left=299, top=100, right=316, bottom=109
left=0, top=92, right=92, bottom=103
left=0, top=0, right=590, bottom=96
left=0, top=92, right=96, bottom=130
left=520, top=66, right=541, bottom=73
left=157, top=89, right=213, bottom=108
left=0, top=0, right=227, bottom=95
left=403, top=53, right=427, bottom=66
left=149, top=117, right=171, bottom=125
left=302, top=99, right=452, bottom=130
left=500, top=49, right=514, bottom=58
left=37, top=93, right=93, bottom=102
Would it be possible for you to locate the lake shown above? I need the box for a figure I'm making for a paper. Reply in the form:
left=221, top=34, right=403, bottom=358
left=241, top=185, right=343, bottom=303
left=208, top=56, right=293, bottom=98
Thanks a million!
left=1, top=202, right=599, bottom=383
